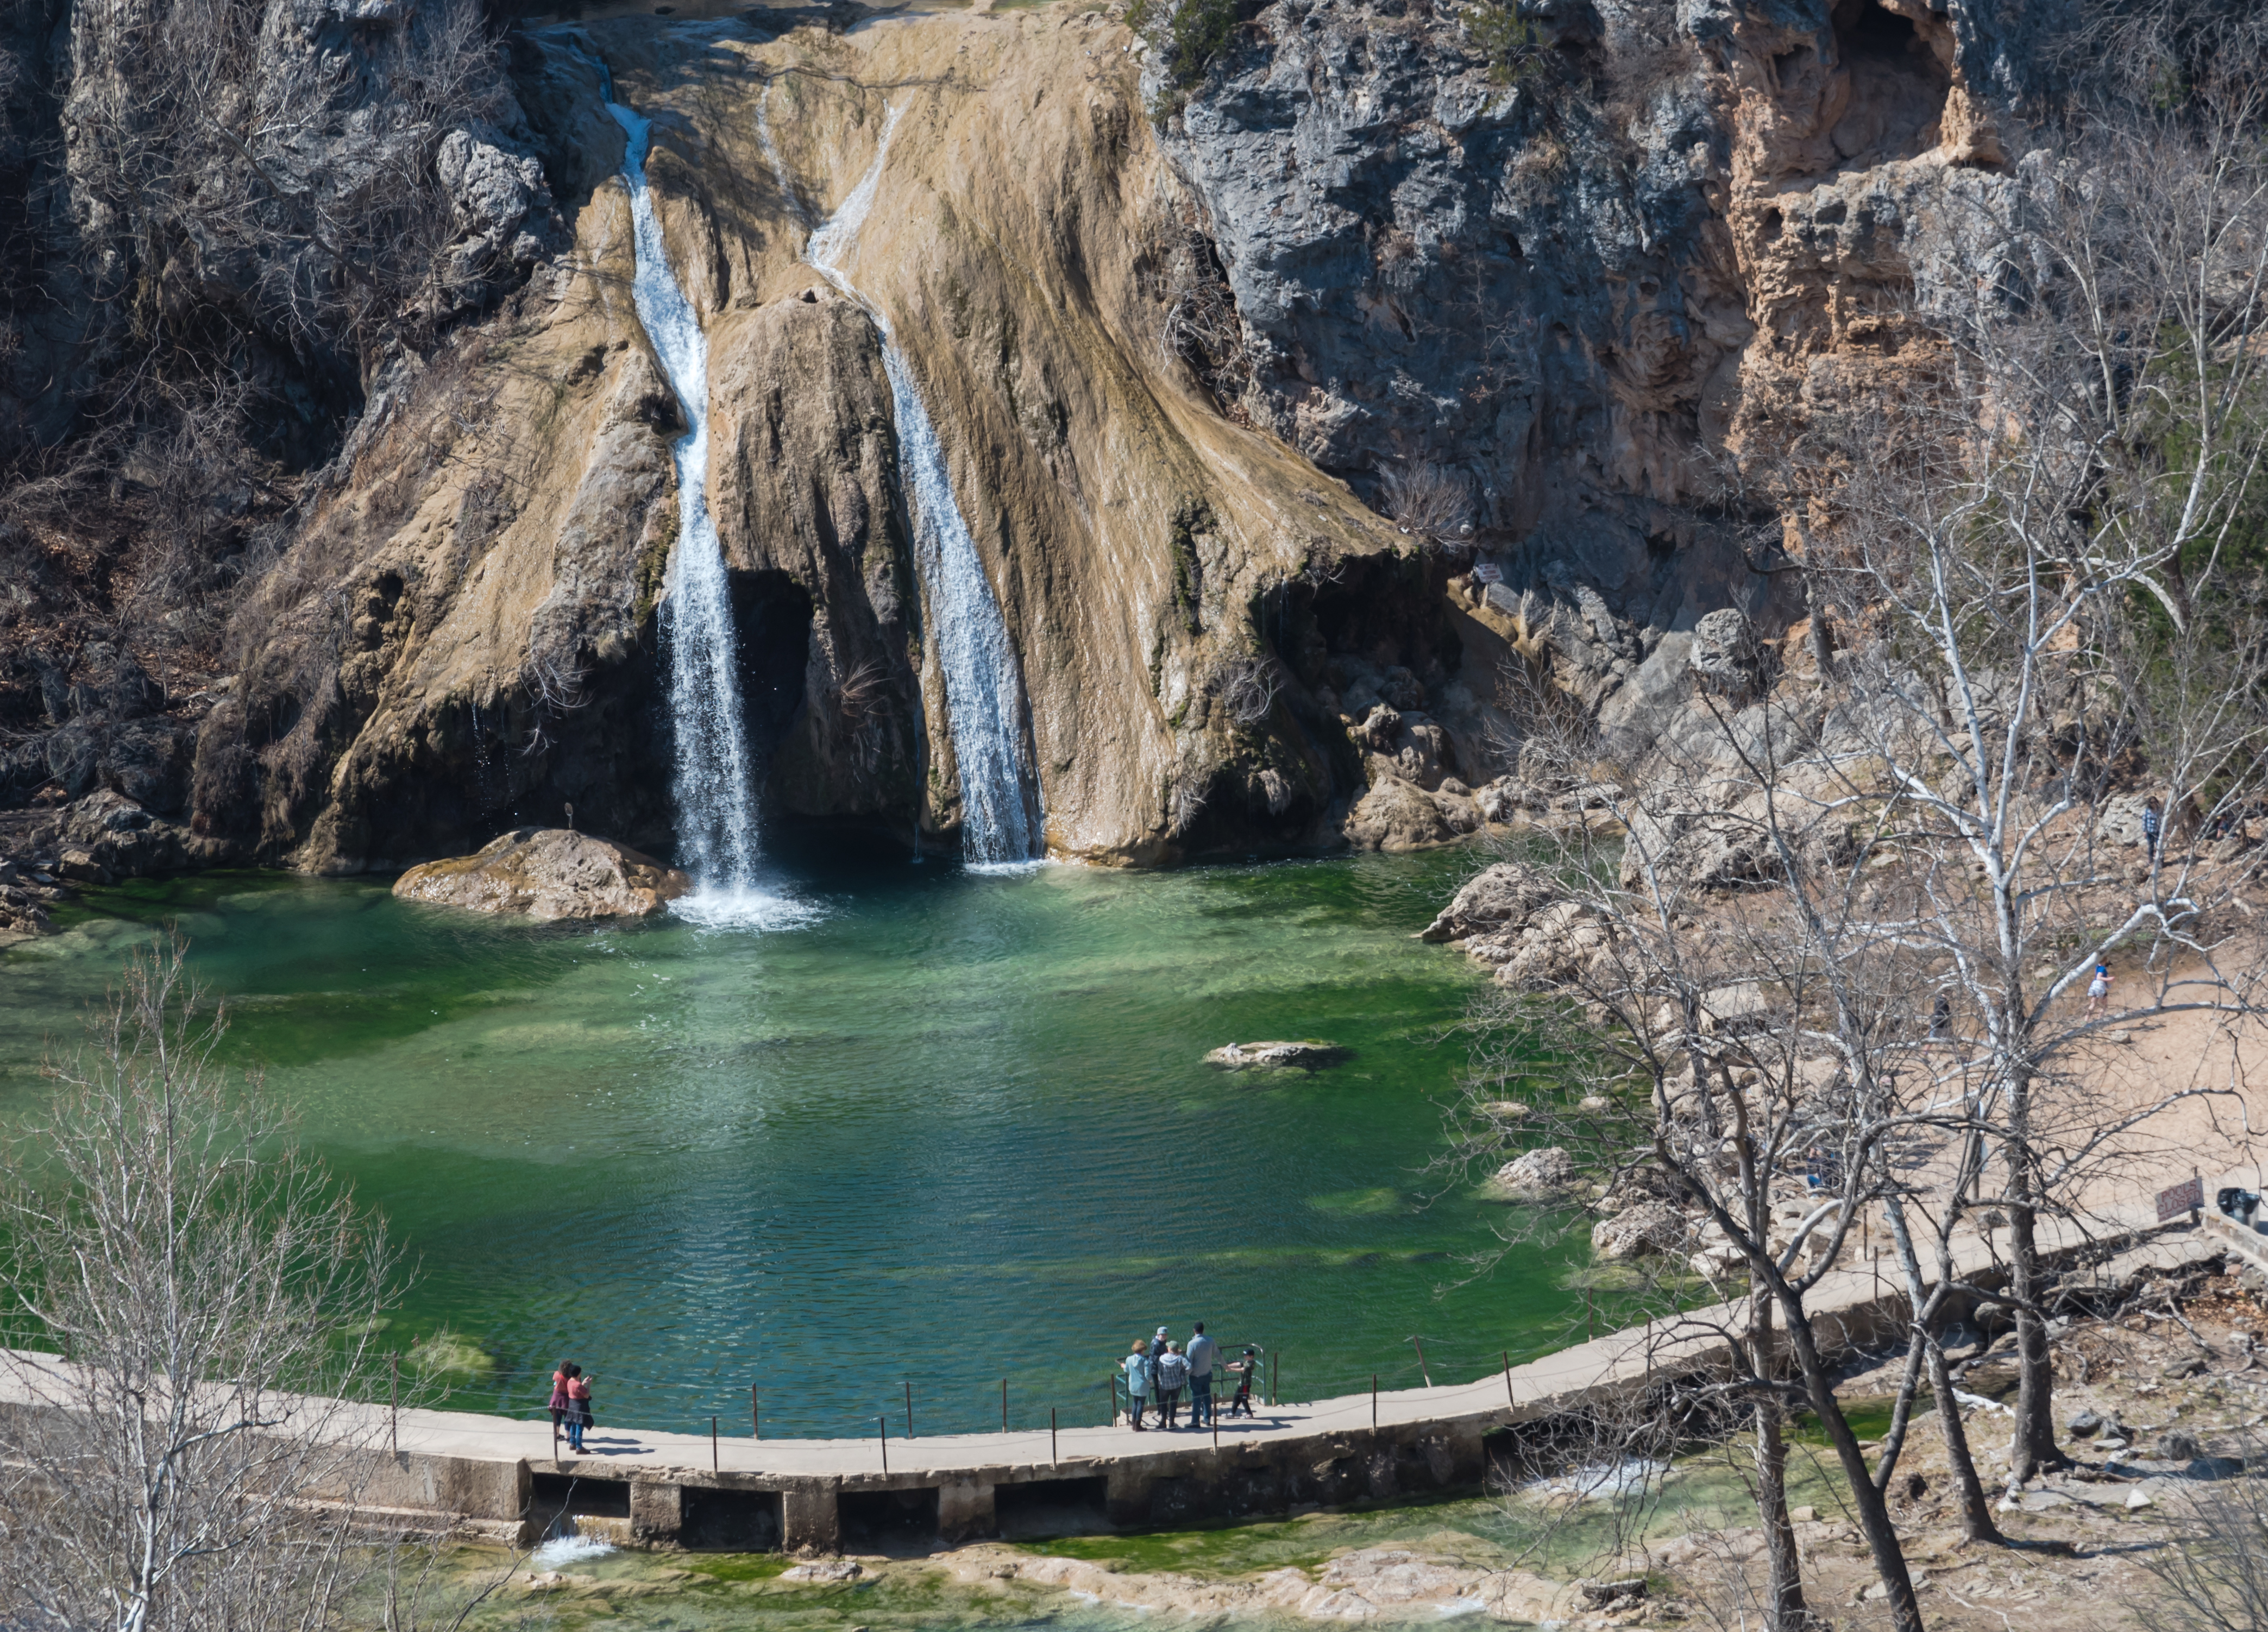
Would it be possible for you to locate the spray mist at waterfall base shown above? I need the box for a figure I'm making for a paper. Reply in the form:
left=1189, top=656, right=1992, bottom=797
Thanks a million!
left=669, top=881, right=826, bottom=932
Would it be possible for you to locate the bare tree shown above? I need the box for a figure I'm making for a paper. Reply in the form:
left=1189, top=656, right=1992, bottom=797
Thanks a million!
left=1448, top=759, right=1937, bottom=1632
left=1783, top=64, right=2268, bottom=1478
left=0, top=938, right=407, bottom=1632
left=2135, top=1434, right=2268, bottom=1632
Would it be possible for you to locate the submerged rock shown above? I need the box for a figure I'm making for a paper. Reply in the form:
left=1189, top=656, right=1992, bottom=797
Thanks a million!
left=392, top=828, right=690, bottom=920
left=1204, top=1040, right=1349, bottom=1072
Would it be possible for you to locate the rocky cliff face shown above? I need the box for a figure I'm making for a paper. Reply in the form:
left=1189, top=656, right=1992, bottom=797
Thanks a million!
left=1157, top=0, right=2043, bottom=757
left=5, top=0, right=2065, bottom=878
left=196, top=3, right=1417, bottom=872
left=0, top=0, right=566, bottom=852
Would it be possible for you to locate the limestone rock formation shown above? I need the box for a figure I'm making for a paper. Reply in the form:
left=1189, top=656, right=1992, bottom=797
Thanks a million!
left=200, top=11, right=1413, bottom=874
left=1204, top=1039, right=1350, bottom=1072
left=1591, top=1199, right=1692, bottom=1261
left=392, top=828, right=690, bottom=919
left=1491, top=1145, right=1582, bottom=1200
left=1419, top=861, right=1565, bottom=943
left=1416, top=860, right=1619, bottom=993
left=1341, top=778, right=1468, bottom=853
left=3, top=0, right=2085, bottom=883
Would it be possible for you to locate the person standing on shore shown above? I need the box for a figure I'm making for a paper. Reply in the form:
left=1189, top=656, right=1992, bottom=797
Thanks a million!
left=549, top=1363, right=573, bottom=1435
left=1185, top=1322, right=1218, bottom=1429
left=1154, top=1341, right=1190, bottom=1428
left=1123, top=1339, right=1154, bottom=1431
left=1226, top=1346, right=1261, bottom=1417
left=564, top=1365, right=593, bottom=1453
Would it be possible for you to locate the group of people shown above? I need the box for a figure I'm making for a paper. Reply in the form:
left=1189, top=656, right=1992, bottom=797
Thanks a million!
left=1120, top=1322, right=1260, bottom=1431
left=548, top=1362, right=595, bottom=1452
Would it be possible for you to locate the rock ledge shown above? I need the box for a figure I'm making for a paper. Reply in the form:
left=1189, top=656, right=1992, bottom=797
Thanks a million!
left=392, top=828, right=690, bottom=921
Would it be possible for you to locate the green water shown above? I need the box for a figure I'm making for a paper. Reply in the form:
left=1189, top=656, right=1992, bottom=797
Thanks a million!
left=0, top=841, right=1584, bottom=1437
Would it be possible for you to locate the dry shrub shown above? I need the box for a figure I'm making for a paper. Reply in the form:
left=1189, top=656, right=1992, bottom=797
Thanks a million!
left=1379, top=459, right=1476, bottom=549
left=1210, top=650, right=1281, bottom=727
left=1160, top=227, right=1252, bottom=413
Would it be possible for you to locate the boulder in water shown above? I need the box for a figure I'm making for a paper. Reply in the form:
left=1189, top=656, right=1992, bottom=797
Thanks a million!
left=1488, top=1146, right=1582, bottom=1200
left=1204, top=1039, right=1350, bottom=1072
left=392, top=828, right=690, bottom=920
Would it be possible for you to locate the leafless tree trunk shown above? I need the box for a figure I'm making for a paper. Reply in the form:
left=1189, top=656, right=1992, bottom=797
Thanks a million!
left=1742, top=1295, right=1806, bottom=1631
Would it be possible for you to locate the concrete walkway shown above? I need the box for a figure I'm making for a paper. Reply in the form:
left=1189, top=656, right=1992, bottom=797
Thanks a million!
left=0, top=1172, right=2235, bottom=1549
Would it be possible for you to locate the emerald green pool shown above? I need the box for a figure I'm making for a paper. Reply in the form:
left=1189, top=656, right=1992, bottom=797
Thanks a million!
left=0, top=842, right=1579, bottom=1437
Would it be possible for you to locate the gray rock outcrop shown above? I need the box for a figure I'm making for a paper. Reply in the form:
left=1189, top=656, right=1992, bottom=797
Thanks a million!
left=1590, top=1199, right=1692, bottom=1260
left=392, top=828, right=690, bottom=919
left=1491, top=1146, right=1582, bottom=1200
left=1420, top=862, right=1565, bottom=943
left=1688, top=609, right=1764, bottom=701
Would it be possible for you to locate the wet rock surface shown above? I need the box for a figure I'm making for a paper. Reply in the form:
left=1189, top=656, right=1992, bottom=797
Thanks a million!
left=391, top=827, right=690, bottom=919
left=1204, top=1039, right=1351, bottom=1072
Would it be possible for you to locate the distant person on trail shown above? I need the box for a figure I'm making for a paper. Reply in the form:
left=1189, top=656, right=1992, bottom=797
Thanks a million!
left=564, top=1365, right=593, bottom=1453
left=2144, top=798, right=2163, bottom=863
left=1154, top=1341, right=1190, bottom=1428
left=1185, top=1322, right=1218, bottom=1429
left=2087, top=963, right=2112, bottom=1018
left=549, top=1363, right=573, bottom=1434
left=1123, top=1339, right=1154, bottom=1431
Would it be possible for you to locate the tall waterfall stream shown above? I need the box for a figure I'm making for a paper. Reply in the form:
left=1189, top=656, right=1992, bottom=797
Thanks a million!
left=790, top=99, right=1045, bottom=865
left=606, top=87, right=808, bottom=924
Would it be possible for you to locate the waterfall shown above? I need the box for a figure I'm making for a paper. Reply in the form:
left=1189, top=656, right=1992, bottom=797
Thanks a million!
left=605, top=90, right=794, bottom=921
left=786, top=97, right=1044, bottom=865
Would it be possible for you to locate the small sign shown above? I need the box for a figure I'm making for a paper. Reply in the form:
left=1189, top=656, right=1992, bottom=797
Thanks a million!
left=2158, top=1175, right=2204, bottom=1221
left=1472, top=562, right=1504, bottom=585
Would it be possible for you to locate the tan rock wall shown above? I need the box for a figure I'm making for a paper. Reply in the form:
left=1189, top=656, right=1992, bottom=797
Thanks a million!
left=211, top=9, right=1407, bottom=872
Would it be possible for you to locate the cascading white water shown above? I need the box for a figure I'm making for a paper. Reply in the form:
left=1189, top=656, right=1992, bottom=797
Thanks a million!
left=787, top=98, right=1044, bottom=865
left=606, top=88, right=808, bottom=922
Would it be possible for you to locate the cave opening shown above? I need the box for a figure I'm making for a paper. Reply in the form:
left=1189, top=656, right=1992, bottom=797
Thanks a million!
left=724, top=568, right=815, bottom=759
left=1827, top=0, right=1952, bottom=166
left=1159, top=552, right=1476, bottom=861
